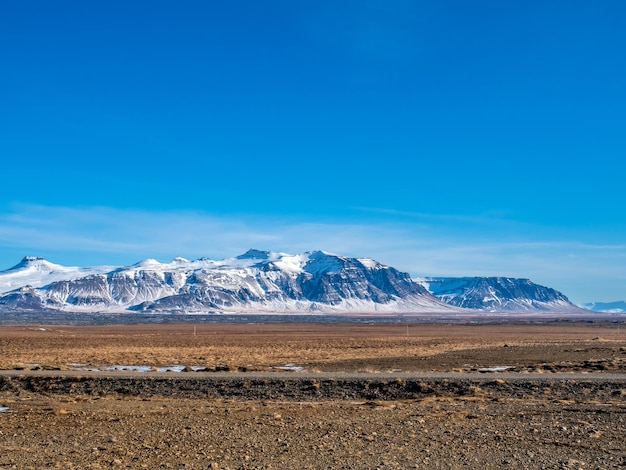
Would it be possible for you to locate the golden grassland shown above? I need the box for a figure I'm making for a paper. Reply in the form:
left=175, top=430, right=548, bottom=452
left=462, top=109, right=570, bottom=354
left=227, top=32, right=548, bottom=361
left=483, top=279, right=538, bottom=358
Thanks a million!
left=1, top=322, right=624, bottom=372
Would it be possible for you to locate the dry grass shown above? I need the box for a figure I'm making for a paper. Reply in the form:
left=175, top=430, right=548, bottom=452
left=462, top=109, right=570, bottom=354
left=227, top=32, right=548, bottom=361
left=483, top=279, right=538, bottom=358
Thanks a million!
left=1, top=322, right=624, bottom=372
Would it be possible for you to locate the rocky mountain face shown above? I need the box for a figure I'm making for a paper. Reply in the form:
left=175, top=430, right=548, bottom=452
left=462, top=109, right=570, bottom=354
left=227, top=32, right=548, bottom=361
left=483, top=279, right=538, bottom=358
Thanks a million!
left=0, top=251, right=455, bottom=314
left=416, top=277, right=583, bottom=312
left=0, top=252, right=593, bottom=315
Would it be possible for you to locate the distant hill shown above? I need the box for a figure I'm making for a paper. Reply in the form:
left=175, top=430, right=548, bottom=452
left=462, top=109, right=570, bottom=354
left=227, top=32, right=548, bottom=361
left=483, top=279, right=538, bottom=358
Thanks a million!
left=582, top=301, right=626, bottom=313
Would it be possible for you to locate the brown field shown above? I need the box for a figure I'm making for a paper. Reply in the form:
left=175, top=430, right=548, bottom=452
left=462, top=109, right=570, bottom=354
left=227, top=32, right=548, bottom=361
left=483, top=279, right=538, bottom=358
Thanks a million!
left=2, top=322, right=625, bottom=373
left=1, top=321, right=626, bottom=468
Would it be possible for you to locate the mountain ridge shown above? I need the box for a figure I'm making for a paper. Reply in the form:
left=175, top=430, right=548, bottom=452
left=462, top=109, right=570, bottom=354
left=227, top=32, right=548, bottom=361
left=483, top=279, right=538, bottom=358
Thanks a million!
left=416, top=276, right=584, bottom=313
left=0, top=251, right=589, bottom=315
left=0, top=251, right=454, bottom=314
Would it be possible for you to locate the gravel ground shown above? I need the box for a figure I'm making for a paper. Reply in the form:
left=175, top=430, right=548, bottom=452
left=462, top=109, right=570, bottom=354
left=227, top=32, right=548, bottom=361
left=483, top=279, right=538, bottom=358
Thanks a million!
left=1, top=393, right=625, bottom=469
left=1, top=374, right=626, bottom=469
left=1, top=323, right=625, bottom=468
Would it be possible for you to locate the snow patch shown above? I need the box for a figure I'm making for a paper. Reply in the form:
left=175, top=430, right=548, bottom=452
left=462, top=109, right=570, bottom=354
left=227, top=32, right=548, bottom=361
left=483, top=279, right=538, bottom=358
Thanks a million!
left=132, top=259, right=162, bottom=268
left=357, top=258, right=379, bottom=269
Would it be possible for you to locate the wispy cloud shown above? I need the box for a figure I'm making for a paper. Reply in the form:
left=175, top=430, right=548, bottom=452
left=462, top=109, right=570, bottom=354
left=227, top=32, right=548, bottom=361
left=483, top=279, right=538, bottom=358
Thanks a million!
left=0, top=204, right=623, bottom=303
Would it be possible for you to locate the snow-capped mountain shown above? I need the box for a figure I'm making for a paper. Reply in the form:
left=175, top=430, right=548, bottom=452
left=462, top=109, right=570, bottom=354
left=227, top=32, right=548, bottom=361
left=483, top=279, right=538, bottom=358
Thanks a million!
left=0, top=256, right=115, bottom=294
left=0, top=250, right=457, bottom=314
left=582, top=301, right=626, bottom=313
left=416, top=277, right=583, bottom=312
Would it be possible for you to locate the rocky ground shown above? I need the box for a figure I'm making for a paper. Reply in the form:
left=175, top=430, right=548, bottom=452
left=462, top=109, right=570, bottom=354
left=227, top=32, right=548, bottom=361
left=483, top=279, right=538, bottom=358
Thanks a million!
left=1, top=392, right=625, bottom=469
left=1, top=322, right=625, bottom=469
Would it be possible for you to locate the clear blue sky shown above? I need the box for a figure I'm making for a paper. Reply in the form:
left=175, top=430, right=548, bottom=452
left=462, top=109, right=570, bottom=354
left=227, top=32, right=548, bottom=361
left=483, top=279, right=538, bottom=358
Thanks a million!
left=1, top=1, right=625, bottom=304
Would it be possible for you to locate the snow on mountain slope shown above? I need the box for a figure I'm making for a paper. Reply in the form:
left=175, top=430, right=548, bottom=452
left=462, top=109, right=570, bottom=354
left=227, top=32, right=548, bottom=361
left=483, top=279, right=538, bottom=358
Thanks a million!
left=582, top=301, right=626, bottom=313
left=0, top=256, right=116, bottom=295
left=129, top=250, right=451, bottom=314
left=0, top=252, right=594, bottom=315
left=416, top=276, right=583, bottom=312
left=0, top=251, right=458, bottom=314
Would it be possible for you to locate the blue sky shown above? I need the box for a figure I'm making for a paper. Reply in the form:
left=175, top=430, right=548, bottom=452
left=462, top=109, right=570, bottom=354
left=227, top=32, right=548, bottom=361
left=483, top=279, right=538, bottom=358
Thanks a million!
left=1, top=1, right=625, bottom=304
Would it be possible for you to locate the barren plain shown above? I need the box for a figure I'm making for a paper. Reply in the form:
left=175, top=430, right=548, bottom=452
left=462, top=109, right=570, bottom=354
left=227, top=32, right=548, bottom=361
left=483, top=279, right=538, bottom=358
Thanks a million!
left=1, top=321, right=625, bottom=469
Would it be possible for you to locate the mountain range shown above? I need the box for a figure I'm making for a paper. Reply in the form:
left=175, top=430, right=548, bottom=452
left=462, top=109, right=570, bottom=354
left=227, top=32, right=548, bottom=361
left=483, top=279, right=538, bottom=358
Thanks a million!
left=0, top=250, right=589, bottom=315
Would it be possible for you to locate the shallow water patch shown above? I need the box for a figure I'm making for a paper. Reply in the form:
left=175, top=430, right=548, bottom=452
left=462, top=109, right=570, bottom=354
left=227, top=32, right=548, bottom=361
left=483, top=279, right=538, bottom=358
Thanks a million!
left=273, top=363, right=305, bottom=371
left=104, top=365, right=153, bottom=372
left=478, top=366, right=512, bottom=373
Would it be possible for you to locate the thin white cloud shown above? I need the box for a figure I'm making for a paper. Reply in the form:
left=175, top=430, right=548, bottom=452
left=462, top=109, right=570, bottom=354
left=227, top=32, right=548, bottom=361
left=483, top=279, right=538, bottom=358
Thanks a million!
left=0, top=204, right=623, bottom=303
